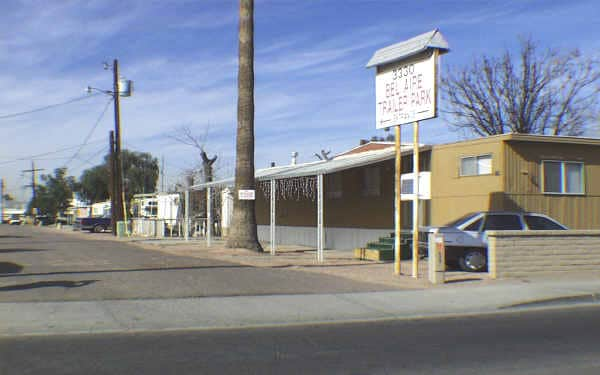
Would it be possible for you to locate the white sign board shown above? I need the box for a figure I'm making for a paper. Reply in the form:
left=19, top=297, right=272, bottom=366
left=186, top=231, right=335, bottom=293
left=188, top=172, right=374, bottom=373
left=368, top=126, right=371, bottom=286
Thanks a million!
left=375, top=53, right=436, bottom=129
left=238, top=189, right=255, bottom=200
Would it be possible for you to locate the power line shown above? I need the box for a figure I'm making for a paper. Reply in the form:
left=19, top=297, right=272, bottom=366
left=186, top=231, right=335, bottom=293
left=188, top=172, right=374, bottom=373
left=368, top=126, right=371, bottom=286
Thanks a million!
left=63, top=98, right=113, bottom=168
left=0, top=138, right=105, bottom=166
left=70, top=144, right=108, bottom=171
left=0, top=93, right=100, bottom=121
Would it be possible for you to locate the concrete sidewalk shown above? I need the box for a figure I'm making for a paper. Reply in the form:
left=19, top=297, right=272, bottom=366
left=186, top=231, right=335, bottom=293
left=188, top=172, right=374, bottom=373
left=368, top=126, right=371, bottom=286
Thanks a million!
left=3, top=275, right=600, bottom=337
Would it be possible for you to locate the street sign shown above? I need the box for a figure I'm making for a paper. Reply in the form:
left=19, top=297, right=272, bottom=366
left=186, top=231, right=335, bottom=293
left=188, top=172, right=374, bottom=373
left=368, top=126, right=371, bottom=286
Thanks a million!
left=238, top=189, right=255, bottom=200
left=375, top=52, right=436, bottom=129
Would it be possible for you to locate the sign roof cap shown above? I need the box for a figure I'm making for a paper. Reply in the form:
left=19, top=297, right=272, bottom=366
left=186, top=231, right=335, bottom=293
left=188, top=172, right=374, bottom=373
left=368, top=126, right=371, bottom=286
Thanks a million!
left=366, top=29, right=449, bottom=68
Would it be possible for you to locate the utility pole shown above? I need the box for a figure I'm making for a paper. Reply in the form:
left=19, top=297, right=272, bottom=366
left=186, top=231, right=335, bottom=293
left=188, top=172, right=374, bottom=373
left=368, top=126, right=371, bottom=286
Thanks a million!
left=22, top=161, right=44, bottom=216
left=109, top=131, right=117, bottom=234
left=161, top=156, right=165, bottom=192
left=88, top=59, right=132, bottom=234
left=112, top=59, right=125, bottom=228
left=0, top=178, right=4, bottom=223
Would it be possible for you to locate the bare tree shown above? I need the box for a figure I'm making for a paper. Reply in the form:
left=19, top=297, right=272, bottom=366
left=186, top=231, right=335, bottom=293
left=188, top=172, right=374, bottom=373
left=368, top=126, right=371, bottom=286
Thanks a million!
left=226, top=0, right=262, bottom=252
left=170, top=125, right=218, bottom=184
left=442, top=37, right=600, bottom=136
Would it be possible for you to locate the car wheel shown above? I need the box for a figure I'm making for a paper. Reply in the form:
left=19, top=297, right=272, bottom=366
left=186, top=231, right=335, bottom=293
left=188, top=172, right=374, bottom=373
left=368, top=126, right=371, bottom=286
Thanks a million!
left=93, top=225, right=105, bottom=233
left=459, top=249, right=487, bottom=272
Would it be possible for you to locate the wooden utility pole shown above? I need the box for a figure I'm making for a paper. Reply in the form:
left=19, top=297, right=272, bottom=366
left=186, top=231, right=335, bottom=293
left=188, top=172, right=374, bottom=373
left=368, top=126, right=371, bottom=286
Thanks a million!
left=0, top=178, right=4, bottom=223
left=109, top=131, right=117, bottom=234
left=112, top=59, right=125, bottom=226
left=22, top=161, right=44, bottom=216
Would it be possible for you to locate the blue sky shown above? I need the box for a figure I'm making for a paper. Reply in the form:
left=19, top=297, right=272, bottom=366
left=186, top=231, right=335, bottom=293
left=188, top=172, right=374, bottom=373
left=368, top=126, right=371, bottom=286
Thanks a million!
left=0, top=0, right=598, bottom=203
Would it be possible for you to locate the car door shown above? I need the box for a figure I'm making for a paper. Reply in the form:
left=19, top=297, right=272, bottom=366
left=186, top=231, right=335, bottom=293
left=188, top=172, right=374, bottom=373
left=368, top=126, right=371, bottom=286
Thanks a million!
left=460, top=216, right=485, bottom=247
left=480, top=214, right=524, bottom=244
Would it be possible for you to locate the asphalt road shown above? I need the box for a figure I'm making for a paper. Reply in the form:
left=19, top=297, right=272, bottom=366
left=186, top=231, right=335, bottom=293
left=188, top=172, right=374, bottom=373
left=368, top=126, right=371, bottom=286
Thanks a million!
left=2, top=306, right=599, bottom=374
left=0, top=225, right=398, bottom=302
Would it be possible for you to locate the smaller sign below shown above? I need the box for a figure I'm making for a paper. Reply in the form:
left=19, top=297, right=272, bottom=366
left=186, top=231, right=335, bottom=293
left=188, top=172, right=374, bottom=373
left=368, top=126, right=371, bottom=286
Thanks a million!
left=238, top=189, right=256, bottom=200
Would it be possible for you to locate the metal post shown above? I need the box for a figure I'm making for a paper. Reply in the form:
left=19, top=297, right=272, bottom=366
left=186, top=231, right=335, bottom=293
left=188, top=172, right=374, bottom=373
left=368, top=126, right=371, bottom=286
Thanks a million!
left=412, top=121, right=420, bottom=278
left=206, top=186, right=212, bottom=247
left=317, top=174, right=324, bottom=262
left=270, top=179, right=276, bottom=255
left=184, top=189, right=190, bottom=241
left=394, top=125, right=402, bottom=275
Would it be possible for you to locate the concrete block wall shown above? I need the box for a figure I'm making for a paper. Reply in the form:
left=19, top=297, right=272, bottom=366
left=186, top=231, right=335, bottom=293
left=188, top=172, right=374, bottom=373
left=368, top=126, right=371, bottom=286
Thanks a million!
left=488, top=230, right=600, bottom=278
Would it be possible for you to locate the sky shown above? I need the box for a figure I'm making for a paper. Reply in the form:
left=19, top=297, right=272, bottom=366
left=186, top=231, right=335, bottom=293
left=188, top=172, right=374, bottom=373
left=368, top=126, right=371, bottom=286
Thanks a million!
left=0, top=0, right=599, bottom=205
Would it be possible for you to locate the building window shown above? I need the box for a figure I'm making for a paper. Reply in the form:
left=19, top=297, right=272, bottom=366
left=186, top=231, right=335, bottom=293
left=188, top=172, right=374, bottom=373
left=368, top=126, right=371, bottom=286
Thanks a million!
left=401, top=179, right=413, bottom=195
left=460, top=154, right=492, bottom=176
left=362, top=167, right=381, bottom=197
left=542, top=160, right=584, bottom=194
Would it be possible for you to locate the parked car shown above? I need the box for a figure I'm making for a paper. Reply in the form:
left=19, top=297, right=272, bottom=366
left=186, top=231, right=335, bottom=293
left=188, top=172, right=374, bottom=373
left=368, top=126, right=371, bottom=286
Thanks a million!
left=74, top=216, right=112, bottom=233
left=36, top=215, right=55, bottom=226
left=429, top=211, right=567, bottom=272
left=8, top=214, right=22, bottom=225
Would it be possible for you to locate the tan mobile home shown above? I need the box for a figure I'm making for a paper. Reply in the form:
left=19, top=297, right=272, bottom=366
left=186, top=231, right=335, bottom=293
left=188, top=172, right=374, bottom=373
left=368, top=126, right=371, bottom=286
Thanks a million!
left=194, top=134, right=600, bottom=250
left=430, top=133, right=600, bottom=229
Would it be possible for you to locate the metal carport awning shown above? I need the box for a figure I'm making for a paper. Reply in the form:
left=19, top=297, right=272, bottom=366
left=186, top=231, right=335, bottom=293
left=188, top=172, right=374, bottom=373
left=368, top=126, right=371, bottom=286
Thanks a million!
left=185, top=145, right=425, bottom=261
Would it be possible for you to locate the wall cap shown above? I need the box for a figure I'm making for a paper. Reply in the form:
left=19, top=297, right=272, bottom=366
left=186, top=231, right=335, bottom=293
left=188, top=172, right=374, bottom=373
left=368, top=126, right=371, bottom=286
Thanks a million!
left=487, top=230, right=600, bottom=237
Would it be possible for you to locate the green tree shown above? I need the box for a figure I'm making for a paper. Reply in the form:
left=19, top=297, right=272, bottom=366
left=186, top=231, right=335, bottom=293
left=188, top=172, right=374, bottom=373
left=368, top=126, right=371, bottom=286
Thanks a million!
left=79, top=164, right=110, bottom=203
left=78, top=150, right=159, bottom=204
left=28, top=168, right=78, bottom=217
left=226, top=0, right=262, bottom=252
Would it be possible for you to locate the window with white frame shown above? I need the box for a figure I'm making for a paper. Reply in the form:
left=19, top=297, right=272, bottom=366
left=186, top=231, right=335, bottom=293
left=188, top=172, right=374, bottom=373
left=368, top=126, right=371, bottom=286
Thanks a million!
left=460, top=154, right=492, bottom=176
left=542, top=160, right=584, bottom=194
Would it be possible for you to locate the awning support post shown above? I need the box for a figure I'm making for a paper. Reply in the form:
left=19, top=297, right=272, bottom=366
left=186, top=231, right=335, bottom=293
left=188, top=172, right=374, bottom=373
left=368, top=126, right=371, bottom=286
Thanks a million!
left=206, top=186, right=212, bottom=247
left=184, top=189, right=190, bottom=242
left=270, top=179, right=276, bottom=255
left=317, top=174, right=324, bottom=263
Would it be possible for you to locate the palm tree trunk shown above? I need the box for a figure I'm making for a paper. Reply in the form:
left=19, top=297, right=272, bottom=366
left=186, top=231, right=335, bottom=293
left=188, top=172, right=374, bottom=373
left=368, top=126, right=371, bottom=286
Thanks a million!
left=226, top=0, right=263, bottom=252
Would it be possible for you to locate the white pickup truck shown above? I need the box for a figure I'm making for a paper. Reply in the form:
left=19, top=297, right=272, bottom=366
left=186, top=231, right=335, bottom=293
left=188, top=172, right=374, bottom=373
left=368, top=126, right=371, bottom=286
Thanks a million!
left=428, top=211, right=567, bottom=272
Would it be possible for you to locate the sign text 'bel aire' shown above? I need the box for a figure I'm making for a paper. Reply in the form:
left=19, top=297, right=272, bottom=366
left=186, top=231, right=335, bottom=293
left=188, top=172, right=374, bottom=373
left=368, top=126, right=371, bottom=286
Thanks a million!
left=375, top=53, right=436, bottom=128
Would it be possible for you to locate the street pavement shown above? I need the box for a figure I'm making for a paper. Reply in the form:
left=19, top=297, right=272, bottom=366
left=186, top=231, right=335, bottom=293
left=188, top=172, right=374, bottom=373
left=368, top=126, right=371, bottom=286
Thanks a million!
left=0, top=225, right=403, bottom=303
left=3, top=306, right=600, bottom=374
left=2, top=224, right=600, bottom=338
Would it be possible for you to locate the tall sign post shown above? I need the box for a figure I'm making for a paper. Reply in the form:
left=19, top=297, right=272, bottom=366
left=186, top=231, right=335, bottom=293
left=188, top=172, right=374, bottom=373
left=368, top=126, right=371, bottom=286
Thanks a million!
left=367, top=30, right=449, bottom=276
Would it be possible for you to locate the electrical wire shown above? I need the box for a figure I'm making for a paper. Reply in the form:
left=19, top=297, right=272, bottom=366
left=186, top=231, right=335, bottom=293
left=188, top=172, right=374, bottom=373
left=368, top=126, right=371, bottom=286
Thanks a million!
left=70, top=144, right=109, bottom=172
left=63, top=98, right=113, bottom=168
left=0, top=139, right=105, bottom=166
left=0, top=93, right=101, bottom=121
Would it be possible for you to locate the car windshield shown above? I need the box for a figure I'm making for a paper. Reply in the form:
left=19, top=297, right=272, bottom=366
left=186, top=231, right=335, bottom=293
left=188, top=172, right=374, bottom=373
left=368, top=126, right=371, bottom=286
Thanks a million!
left=444, top=213, right=480, bottom=227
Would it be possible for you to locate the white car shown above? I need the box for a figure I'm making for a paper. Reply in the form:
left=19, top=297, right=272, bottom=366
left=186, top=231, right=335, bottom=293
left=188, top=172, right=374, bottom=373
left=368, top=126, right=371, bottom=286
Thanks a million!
left=429, top=212, right=567, bottom=272
left=8, top=215, right=22, bottom=225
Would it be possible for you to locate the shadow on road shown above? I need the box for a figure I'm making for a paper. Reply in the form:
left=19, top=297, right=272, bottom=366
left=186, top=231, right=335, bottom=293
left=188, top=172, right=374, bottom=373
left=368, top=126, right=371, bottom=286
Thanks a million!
left=0, top=248, right=47, bottom=254
left=0, top=264, right=254, bottom=279
left=0, top=280, right=98, bottom=291
left=0, top=235, right=29, bottom=239
left=0, top=262, right=24, bottom=274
